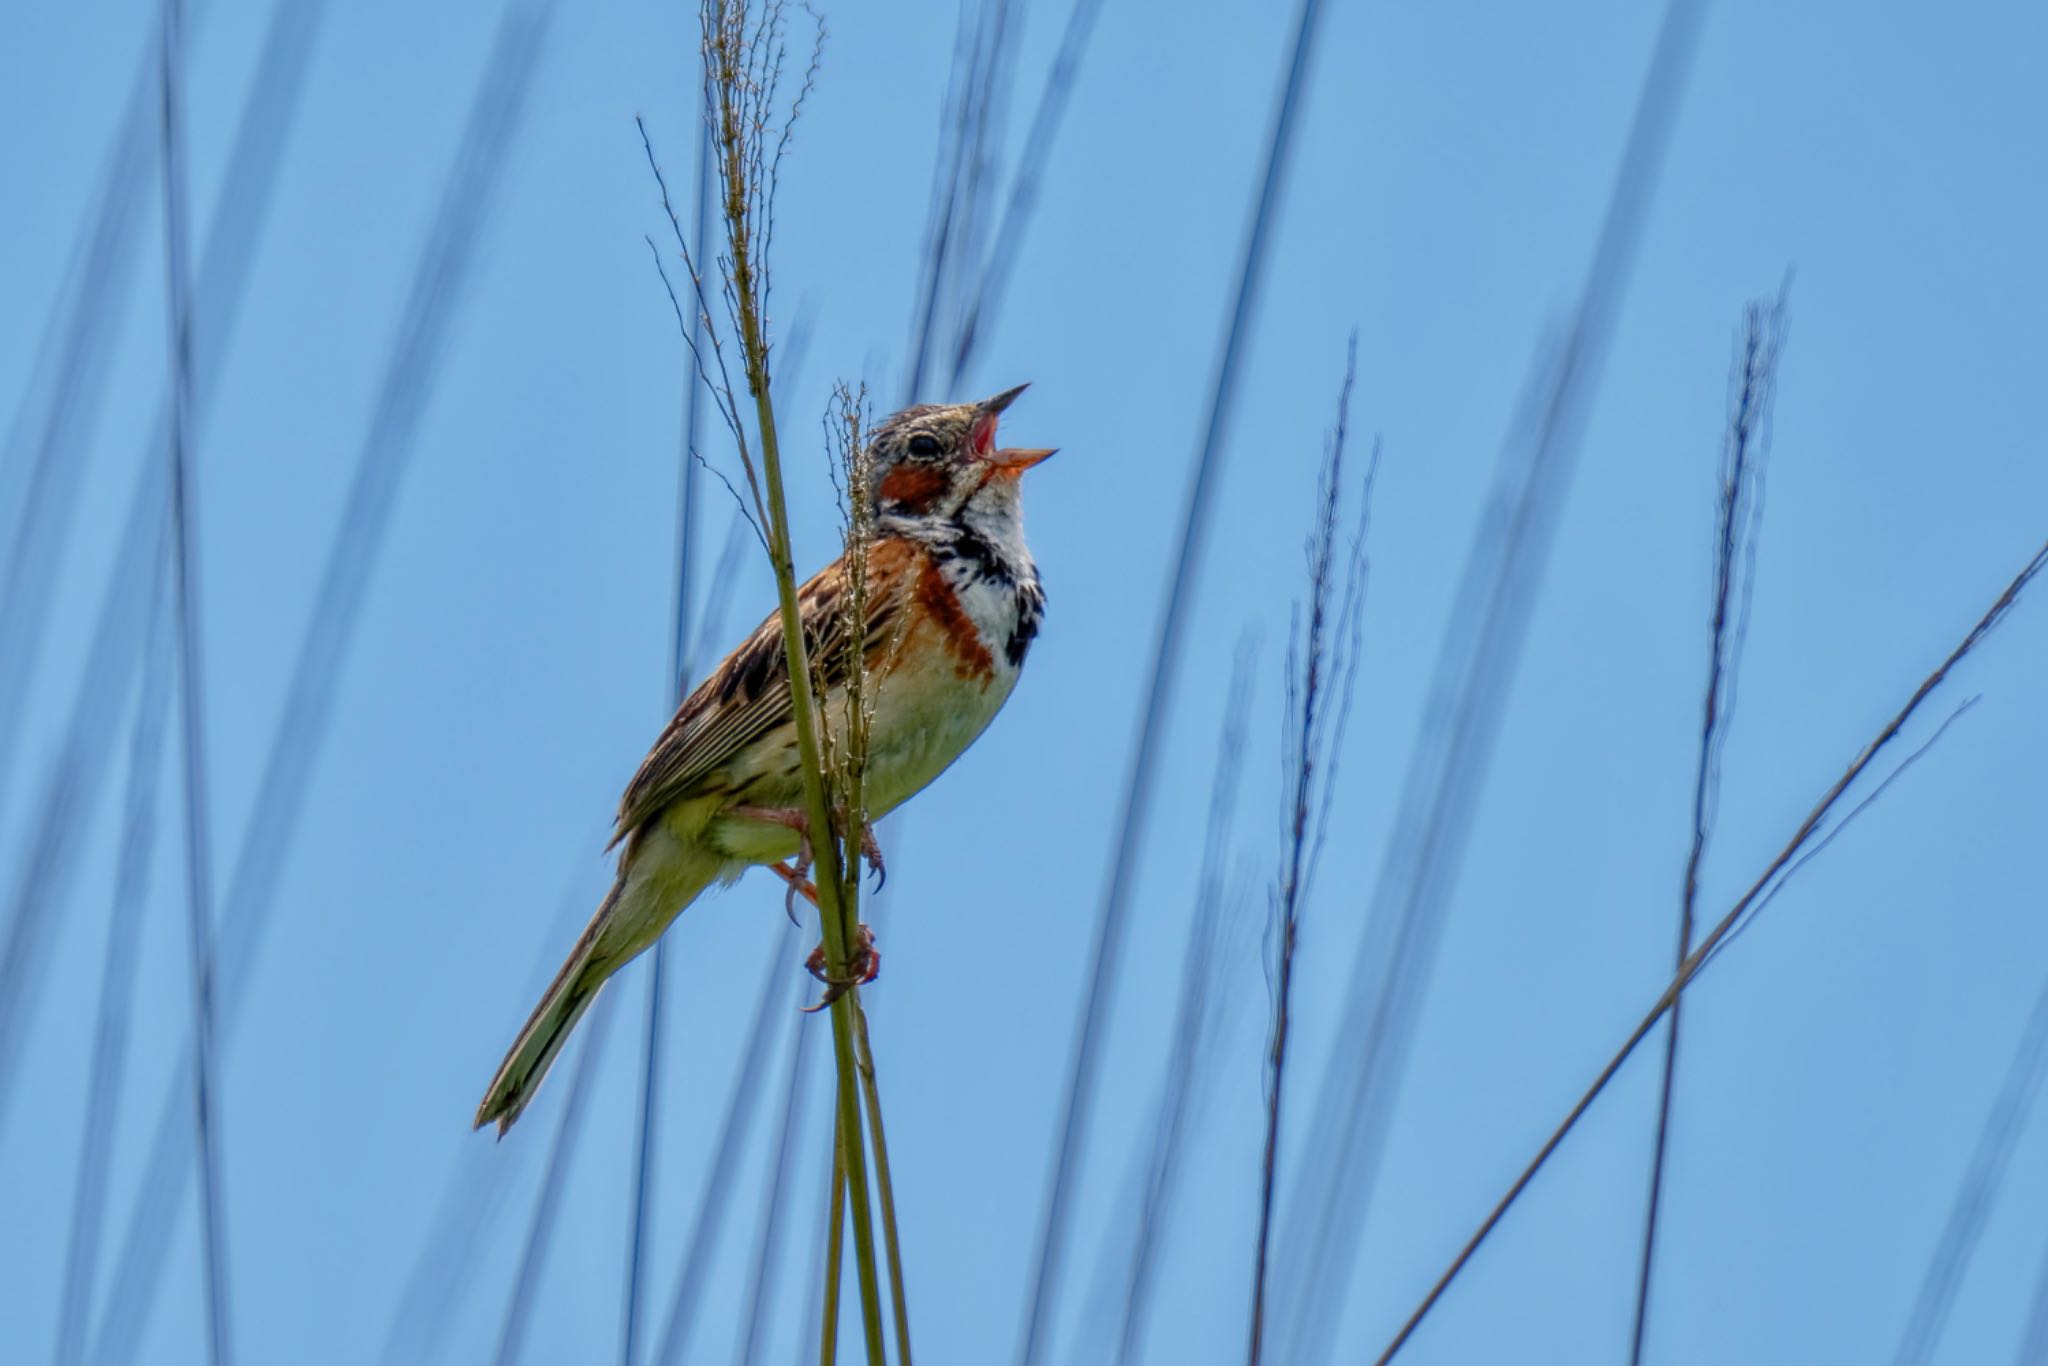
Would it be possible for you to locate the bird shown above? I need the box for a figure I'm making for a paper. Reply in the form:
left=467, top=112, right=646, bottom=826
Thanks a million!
left=474, top=384, right=1054, bottom=1134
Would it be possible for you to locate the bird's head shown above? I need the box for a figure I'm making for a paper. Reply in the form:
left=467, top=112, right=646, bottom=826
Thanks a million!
left=864, top=383, right=1054, bottom=524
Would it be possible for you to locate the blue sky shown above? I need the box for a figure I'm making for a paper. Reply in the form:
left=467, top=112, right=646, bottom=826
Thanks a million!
left=4, top=1, right=2048, bottom=1363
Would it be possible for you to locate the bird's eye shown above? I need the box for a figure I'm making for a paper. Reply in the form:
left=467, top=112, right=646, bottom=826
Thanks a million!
left=908, top=434, right=942, bottom=457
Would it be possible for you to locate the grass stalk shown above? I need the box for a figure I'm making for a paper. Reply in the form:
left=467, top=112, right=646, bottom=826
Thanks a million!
left=1373, top=532, right=2048, bottom=1363
left=853, top=1004, right=911, bottom=1363
left=696, top=4, right=891, bottom=1357
left=822, top=1110, right=848, bottom=1366
left=825, top=381, right=913, bottom=1361
left=1250, top=341, right=1370, bottom=1362
left=1630, top=292, right=1785, bottom=1363
left=726, top=113, right=886, bottom=1366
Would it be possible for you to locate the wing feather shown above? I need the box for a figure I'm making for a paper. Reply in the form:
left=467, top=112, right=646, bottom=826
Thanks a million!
left=610, top=541, right=915, bottom=844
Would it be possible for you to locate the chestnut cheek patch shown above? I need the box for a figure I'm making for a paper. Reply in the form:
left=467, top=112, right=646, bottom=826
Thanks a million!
left=879, top=463, right=949, bottom=510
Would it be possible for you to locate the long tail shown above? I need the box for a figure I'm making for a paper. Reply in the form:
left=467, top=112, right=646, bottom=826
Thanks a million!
left=474, top=881, right=622, bottom=1136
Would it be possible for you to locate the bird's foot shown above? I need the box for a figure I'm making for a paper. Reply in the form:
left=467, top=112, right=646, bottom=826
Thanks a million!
left=801, top=922, right=879, bottom=1013
left=735, top=804, right=884, bottom=894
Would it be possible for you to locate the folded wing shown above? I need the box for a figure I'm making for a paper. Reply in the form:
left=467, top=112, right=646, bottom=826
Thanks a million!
left=610, top=540, right=916, bottom=845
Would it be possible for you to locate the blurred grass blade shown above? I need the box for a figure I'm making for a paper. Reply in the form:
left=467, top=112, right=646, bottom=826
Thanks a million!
left=902, top=0, right=1017, bottom=403
left=0, top=0, right=324, bottom=822
left=0, top=0, right=330, bottom=1132
left=1109, top=639, right=1256, bottom=1363
left=381, top=507, right=750, bottom=1366
left=86, top=8, right=553, bottom=1359
left=947, top=0, right=1108, bottom=384
left=648, top=921, right=798, bottom=1366
left=157, top=0, right=235, bottom=1357
left=621, top=110, right=715, bottom=1366
left=1891, top=968, right=2048, bottom=1366
left=51, top=570, right=174, bottom=1366
left=0, top=8, right=160, bottom=824
left=2017, top=1216, right=2048, bottom=1363
left=1013, top=1, right=1329, bottom=1360
left=735, top=973, right=821, bottom=1366
left=1373, top=534, right=2048, bottom=1363
left=1270, top=6, right=1706, bottom=1356
left=489, top=995, right=619, bottom=1366
left=378, top=854, right=603, bottom=1366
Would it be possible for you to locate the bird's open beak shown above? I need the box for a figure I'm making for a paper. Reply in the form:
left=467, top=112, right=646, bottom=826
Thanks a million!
left=970, top=384, right=1053, bottom=474
left=989, top=446, right=1057, bottom=476
left=979, top=383, right=1030, bottom=417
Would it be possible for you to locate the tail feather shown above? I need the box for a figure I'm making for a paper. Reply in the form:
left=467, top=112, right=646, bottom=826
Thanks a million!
left=474, top=883, right=621, bottom=1136
left=477, top=823, right=723, bottom=1136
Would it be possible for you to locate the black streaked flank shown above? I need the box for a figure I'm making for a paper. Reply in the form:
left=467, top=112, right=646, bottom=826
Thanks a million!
left=1008, top=580, right=1045, bottom=667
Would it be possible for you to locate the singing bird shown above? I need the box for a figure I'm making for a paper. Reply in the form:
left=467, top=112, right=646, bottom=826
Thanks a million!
left=474, top=385, right=1053, bottom=1134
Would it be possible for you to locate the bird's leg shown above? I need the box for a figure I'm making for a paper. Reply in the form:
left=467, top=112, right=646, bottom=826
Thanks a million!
left=732, top=804, right=882, bottom=963
left=736, top=803, right=884, bottom=891
left=731, top=805, right=815, bottom=923
left=731, top=804, right=813, bottom=837
left=801, top=922, right=880, bottom=1013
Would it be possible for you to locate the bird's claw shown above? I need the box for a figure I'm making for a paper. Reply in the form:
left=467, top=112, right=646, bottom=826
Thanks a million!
left=768, top=857, right=818, bottom=921
left=860, top=821, right=886, bottom=890
left=801, top=923, right=879, bottom=1012
left=783, top=830, right=814, bottom=925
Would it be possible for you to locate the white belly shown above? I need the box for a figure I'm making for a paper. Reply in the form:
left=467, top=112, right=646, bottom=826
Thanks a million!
left=856, top=656, right=1019, bottom=818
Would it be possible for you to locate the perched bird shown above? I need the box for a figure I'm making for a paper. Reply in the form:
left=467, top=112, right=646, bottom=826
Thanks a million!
left=474, top=385, right=1054, bottom=1134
